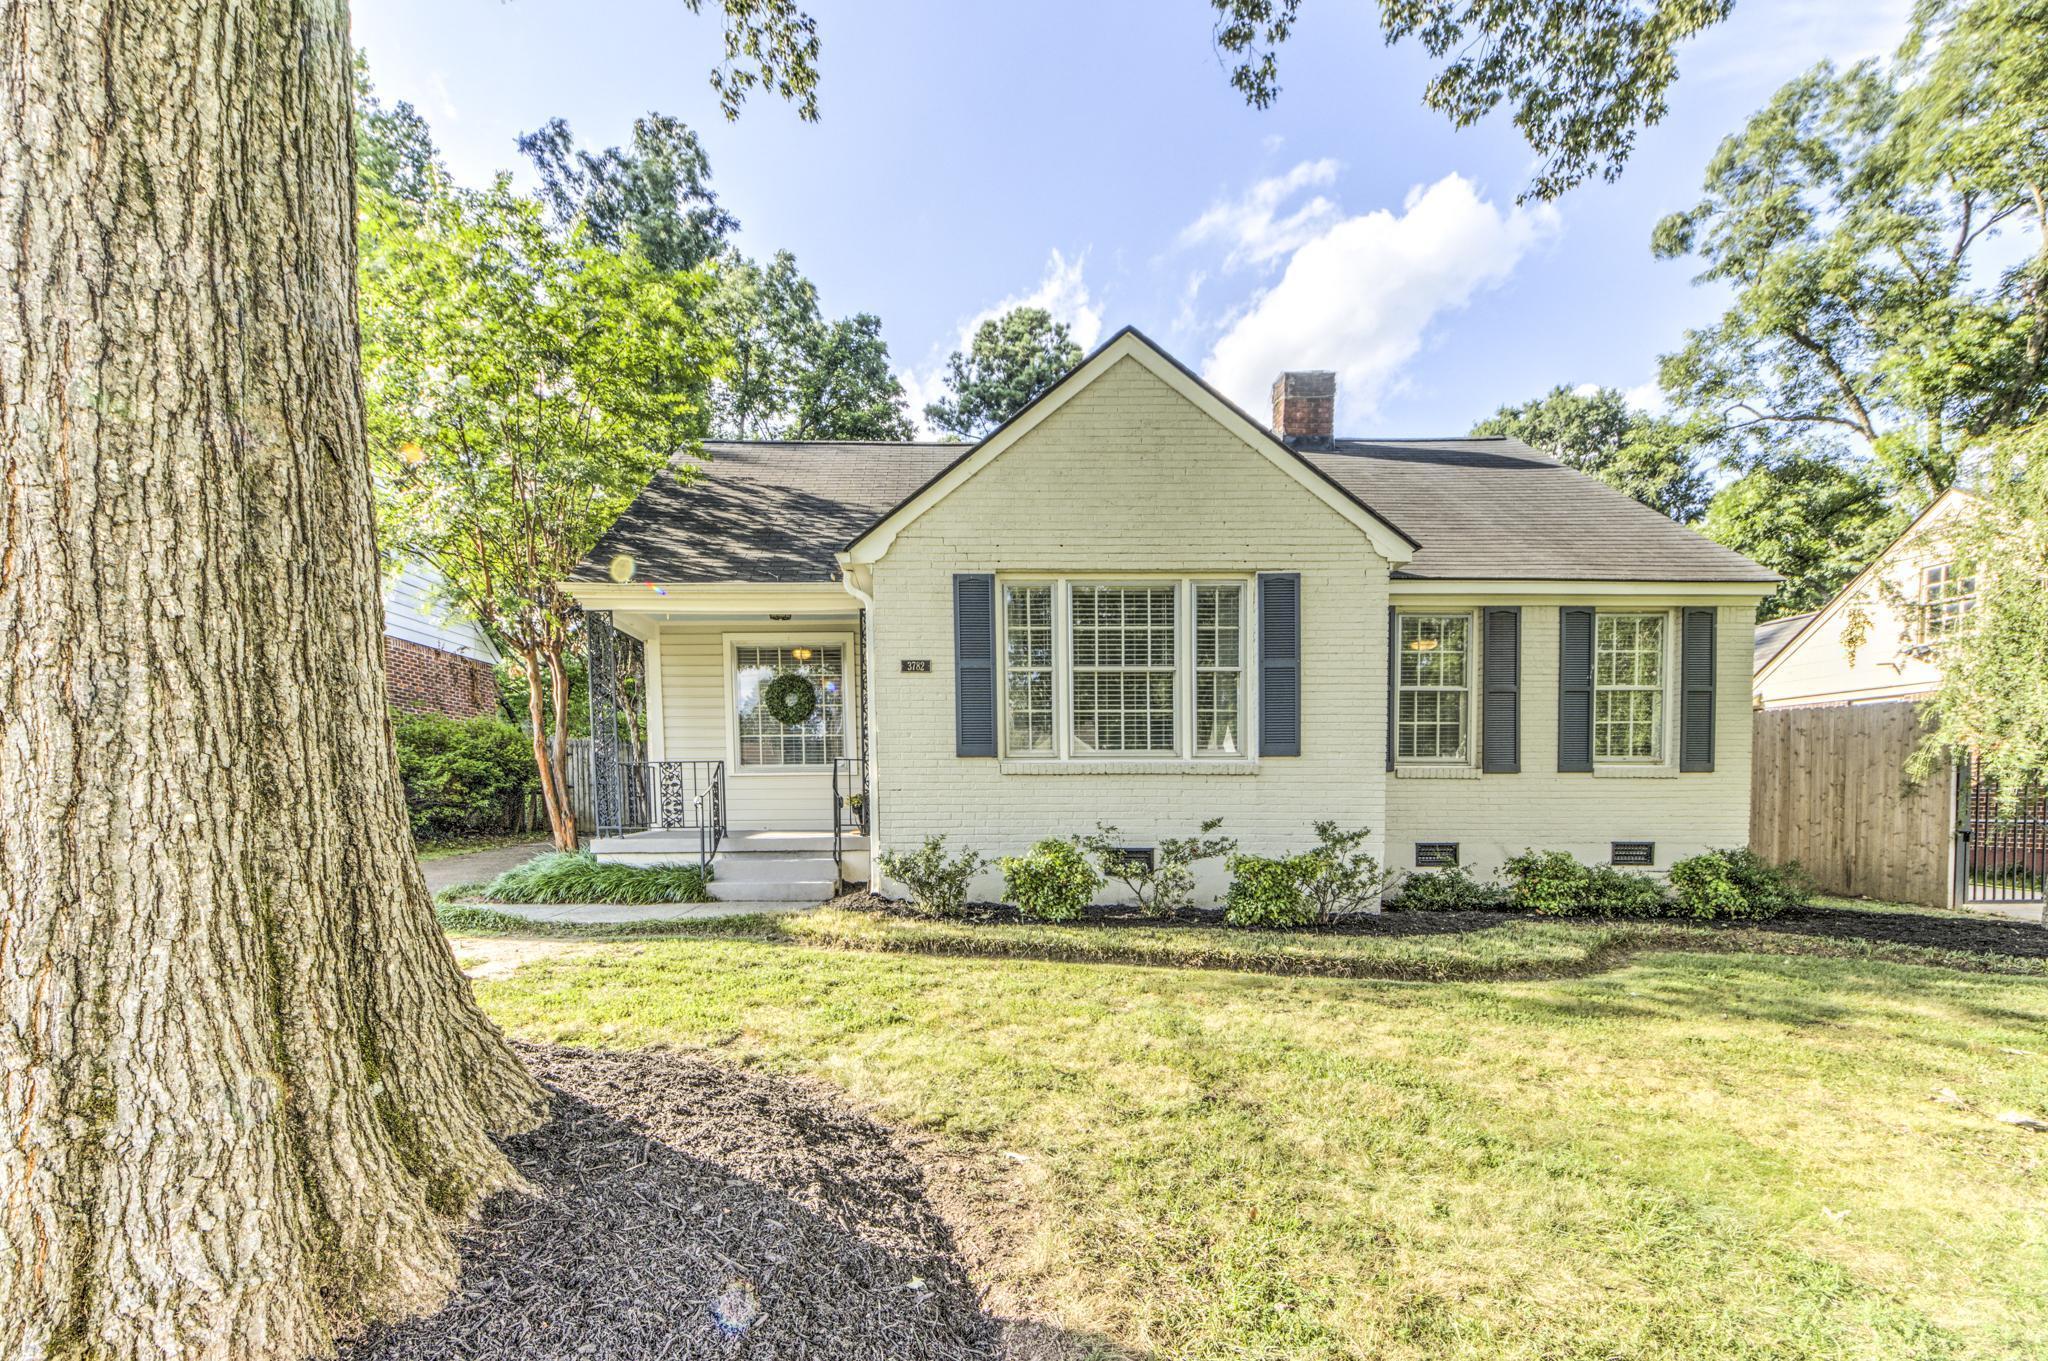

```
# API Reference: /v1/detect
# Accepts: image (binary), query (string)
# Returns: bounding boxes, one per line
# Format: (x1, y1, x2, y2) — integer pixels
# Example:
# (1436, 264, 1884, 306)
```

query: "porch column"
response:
(587, 609, 622, 838)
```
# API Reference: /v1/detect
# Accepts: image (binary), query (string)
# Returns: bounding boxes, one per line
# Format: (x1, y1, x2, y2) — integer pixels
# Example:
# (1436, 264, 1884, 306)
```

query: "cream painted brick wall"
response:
(1386, 599, 1759, 880)
(869, 356, 1392, 903)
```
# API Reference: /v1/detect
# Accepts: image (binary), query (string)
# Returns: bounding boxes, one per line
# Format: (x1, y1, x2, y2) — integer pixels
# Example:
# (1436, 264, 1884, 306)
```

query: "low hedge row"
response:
(878, 827, 1808, 926)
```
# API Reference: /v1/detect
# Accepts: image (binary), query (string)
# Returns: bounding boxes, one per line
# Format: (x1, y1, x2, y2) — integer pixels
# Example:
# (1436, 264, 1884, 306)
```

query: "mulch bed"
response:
(836, 891, 2048, 959)
(340, 1043, 999, 1361)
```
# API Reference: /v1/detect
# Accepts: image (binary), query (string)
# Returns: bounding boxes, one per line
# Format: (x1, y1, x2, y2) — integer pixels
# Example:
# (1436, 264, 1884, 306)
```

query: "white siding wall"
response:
(383, 559, 497, 661)
(867, 356, 1393, 904)
(655, 618, 859, 830)
(1385, 597, 1759, 881)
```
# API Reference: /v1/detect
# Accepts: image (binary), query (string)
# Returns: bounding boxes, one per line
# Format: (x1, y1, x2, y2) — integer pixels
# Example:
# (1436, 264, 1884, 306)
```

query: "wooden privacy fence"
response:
(1750, 700, 1953, 909)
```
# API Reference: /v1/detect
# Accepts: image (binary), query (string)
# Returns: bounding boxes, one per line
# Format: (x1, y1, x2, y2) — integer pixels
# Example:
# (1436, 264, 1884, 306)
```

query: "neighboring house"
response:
(383, 558, 502, 718)
(1752, 489, 1977, 709)
(564, 329, 1777, 904)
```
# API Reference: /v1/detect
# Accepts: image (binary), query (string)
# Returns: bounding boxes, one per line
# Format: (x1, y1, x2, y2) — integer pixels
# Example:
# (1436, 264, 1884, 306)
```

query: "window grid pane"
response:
(1073, 585, 1176, 754)
(1004, 584, 1055, 754)
(1922, 563, 1977, 638)
(1395, 614, 1469, 762)
(734, 644, 845, 767)
(1195, 584, 1243, 755)
(1592, 614, 1663, 761)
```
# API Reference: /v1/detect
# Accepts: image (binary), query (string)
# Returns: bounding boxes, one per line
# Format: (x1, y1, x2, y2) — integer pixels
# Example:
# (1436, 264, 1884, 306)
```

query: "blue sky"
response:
(352, 0, 1912, 437)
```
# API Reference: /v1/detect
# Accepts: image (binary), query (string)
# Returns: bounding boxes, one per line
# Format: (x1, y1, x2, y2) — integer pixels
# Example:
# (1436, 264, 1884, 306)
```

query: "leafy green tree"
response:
(1912, 425, 2048, 801)
(925, 307, 1084, 439)
(710, 248, 822, 436)
(1472, 385, 1713, 521)
(361, 180, 721, 848)
(795, 312, 916, 439)
(354, 52, 443, 207)
(1210, 0, 1736, 199)
(1653, 4, 2048, 506)
(1699, 453, 1898, 618)
(520, 114, 738, 273)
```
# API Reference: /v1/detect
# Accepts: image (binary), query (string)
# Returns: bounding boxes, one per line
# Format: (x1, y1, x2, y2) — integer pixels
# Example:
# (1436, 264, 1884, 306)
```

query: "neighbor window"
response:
(1004, 583, 1056, 755)
(1194, 583, 1246, 755)
(996, 578, 1255, 761)
(1593, 613, 1665, 762)
(1921, 563, 1977, 639)
(1072, 585, 1178, 755)
(1396, 613, 1471, 762)
(734, 643, 844, 767)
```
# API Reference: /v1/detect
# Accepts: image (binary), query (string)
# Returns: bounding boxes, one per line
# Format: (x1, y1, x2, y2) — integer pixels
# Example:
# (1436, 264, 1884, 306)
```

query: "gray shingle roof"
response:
(572, 434, 1776, 586)
(1302, 438, 1777, 582)
(1752, 610, 1817, 671)
(571, 441, 962, 583)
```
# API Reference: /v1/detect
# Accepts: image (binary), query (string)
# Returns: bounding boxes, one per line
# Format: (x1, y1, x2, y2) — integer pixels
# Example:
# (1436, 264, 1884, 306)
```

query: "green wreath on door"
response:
(761, 671, 818, 725)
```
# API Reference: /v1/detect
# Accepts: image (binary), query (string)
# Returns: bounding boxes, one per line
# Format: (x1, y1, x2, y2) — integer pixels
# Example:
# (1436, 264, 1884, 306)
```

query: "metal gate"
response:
(1956, 754, 2048, 907)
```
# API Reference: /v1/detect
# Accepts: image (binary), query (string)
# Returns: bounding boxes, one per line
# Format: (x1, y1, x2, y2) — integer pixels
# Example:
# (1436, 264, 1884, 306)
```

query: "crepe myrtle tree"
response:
(362, 178, 721, 850)
(0, 2, 811, 1357)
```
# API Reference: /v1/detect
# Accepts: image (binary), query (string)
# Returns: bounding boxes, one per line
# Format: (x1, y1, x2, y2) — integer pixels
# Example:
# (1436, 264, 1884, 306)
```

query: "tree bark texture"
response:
(0, 3, 546, 1357)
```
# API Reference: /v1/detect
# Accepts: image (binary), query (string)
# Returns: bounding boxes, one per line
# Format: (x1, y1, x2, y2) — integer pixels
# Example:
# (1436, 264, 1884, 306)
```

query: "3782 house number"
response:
(900, 659, 932, 673)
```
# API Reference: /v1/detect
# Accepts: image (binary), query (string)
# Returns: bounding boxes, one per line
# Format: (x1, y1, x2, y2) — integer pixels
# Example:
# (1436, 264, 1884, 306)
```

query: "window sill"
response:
(1591, 765, 1679, 779)
(999, 759, 1262, 776)
(1394, 765, 1482, 780)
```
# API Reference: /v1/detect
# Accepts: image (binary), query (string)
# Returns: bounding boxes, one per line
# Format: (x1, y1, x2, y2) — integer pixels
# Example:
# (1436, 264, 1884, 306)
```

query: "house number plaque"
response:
(900, 659, 932, 673)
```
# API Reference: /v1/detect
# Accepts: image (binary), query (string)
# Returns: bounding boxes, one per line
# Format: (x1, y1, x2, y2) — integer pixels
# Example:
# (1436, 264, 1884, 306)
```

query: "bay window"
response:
(1592, 613, 1665, 762)
(1395, 613, 1471, 763)
(997, 578, 1252, 761)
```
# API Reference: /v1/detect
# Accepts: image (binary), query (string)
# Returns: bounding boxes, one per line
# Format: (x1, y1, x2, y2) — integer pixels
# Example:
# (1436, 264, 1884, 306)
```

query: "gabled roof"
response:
(569, 330, 1780, 589)
(1301, 439, 1778, 583)
(838, 327, 1421, 567)
(1752, 611, 1817, 670)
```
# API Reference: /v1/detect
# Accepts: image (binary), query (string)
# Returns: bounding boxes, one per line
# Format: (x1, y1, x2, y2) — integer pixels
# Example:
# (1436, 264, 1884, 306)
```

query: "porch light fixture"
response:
(607, 554, 636, 583)
(791, 646, 814, 662)
(1406, 637, 1439, 652)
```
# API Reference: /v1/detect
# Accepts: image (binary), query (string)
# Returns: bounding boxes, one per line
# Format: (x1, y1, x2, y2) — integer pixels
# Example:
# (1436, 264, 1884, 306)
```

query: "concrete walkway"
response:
(457, 900, 818, 924)
(419, 840, 553, 894)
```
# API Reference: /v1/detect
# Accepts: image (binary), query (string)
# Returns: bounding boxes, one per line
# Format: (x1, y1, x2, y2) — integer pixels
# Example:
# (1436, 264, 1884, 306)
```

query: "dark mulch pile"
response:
(340, 1043, 998, 1361)
(838, 891, 2047, 959)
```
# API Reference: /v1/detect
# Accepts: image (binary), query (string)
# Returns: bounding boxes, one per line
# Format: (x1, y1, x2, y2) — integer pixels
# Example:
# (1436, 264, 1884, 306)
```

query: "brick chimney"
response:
(1271, 370, 1335, 446)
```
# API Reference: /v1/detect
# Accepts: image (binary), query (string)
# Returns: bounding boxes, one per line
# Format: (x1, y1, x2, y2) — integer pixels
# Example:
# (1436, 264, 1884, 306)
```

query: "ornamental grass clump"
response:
(876, 835, 987, 918)
(474, 851, 711, 905)
(999, 839, 1103, 922)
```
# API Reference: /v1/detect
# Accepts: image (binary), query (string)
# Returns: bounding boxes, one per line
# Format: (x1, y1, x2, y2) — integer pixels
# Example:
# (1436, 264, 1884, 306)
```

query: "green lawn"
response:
(457, 913, 2048, 1361)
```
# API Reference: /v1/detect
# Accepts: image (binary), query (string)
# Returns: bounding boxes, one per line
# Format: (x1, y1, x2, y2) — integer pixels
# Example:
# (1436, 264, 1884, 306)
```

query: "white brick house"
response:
(563, 329, 1777, 904)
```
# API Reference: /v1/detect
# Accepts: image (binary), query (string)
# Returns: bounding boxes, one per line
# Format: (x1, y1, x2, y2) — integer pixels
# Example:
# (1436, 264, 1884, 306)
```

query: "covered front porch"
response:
(577, 582, 873, 897)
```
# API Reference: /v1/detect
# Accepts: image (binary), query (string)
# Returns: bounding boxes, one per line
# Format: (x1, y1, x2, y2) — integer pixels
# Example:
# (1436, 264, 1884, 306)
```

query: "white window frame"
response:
(722, 633, 858, 776)
(1591, 610, 1673, 766)
(1393, 610, 1476, 767)
(1919, 562, 1977, 641)
(995, 575, 1257, 763)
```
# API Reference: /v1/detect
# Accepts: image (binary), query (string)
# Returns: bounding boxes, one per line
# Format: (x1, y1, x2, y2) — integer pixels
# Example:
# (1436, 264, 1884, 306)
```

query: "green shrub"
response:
(1668, 848, 1809, 920)
(472, 851, 710, 905)
(877, 836, 988, 918)
(1077, 818, 1236, 916)
(393, 710, 538, 842)
(1504, 850, 1669, 917)
(1000, 839, 1102, 922)
(1223, 853, 1316, 927)
(1393, 865, 1508, 911)
(1295, 822, 1397, 920)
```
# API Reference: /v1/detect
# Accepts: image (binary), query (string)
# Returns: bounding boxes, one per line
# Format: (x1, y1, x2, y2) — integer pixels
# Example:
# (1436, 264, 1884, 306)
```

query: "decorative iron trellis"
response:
(587, 610, 622, 837)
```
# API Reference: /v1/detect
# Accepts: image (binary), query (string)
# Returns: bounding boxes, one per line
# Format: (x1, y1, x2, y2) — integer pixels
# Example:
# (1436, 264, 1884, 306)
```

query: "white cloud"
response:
(1622, 381, 1667, 416)
(1201, 174, 1558, 422)
(896, 249, 1104, 436)
(1180, 159, 1342, 272)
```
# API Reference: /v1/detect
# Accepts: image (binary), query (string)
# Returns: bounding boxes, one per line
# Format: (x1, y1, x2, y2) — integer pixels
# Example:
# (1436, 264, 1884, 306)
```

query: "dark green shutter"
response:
(1680, 607, 1717, 772)
(1386, 605, 1398, 771)
(1258, 573, 1300, 756)
(1482, 607, 1521, 773)
(954, 574, 996, 756)
(1557, 606, 1594, 772)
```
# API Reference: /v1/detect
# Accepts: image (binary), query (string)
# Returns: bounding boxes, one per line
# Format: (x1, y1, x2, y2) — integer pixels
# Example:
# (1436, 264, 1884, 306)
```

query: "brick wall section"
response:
(870, 356, 1391, 903)
(385, 635, 500, 718)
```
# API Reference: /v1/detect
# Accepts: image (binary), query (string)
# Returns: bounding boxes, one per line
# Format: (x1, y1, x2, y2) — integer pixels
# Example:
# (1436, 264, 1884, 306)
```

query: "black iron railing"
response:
(832, 755, 868, 865)
(1958, 755, 2047, 907)
(620, 759, 727, 872)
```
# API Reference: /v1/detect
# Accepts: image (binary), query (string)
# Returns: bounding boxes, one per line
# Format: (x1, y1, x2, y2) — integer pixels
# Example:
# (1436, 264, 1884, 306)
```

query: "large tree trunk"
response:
(0, 2, 545, 1357)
